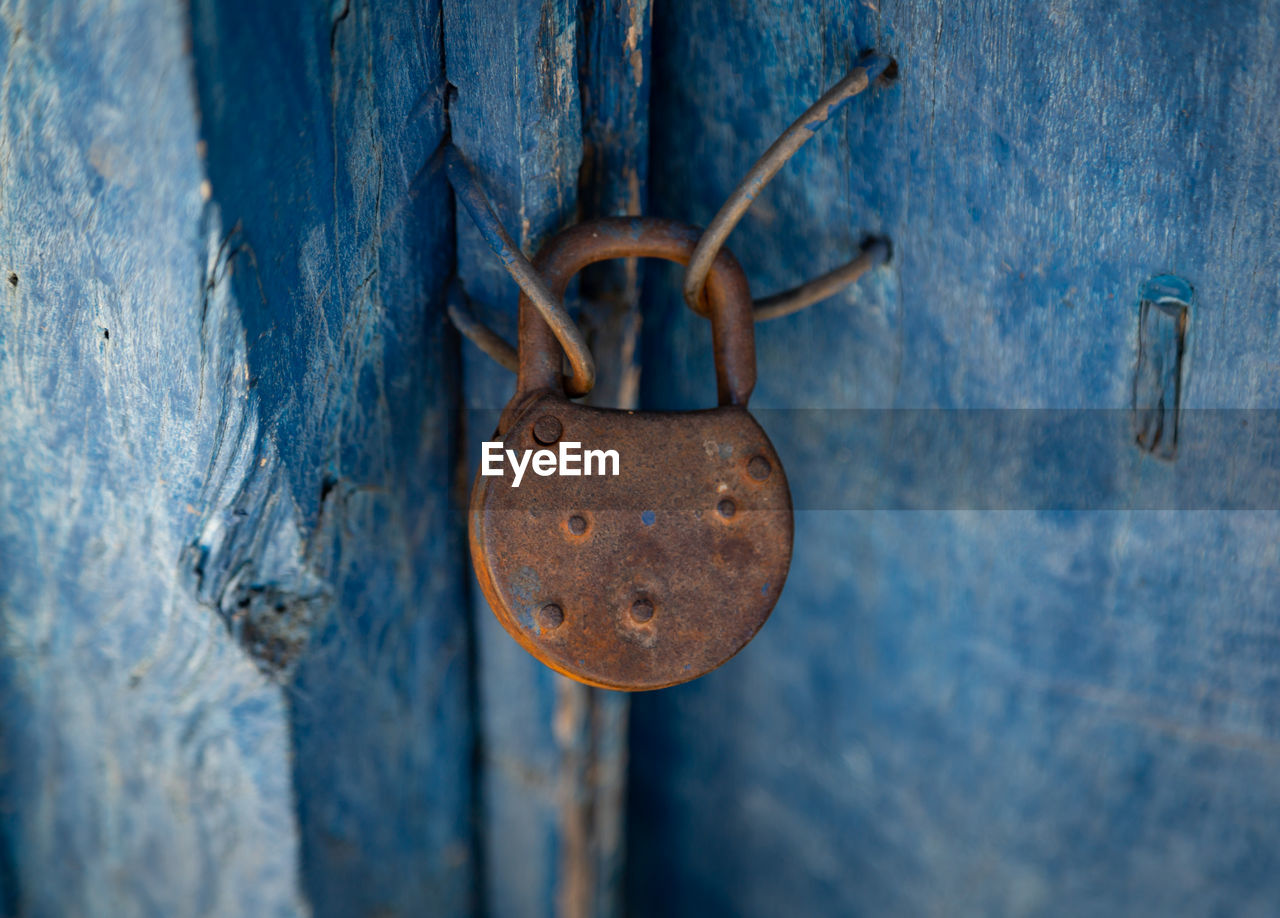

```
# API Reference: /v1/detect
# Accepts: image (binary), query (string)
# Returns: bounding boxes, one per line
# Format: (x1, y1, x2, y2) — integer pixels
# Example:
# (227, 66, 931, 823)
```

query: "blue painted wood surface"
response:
(0, 2, 306, 914)
(5, 1, 1280, 915)
(630, 1, 1280, 916)
(189, 1, 474, 914)
(2, 0, 470, 914)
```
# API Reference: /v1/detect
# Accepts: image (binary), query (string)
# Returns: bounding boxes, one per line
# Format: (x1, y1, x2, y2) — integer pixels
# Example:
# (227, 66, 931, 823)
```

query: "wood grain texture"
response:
(630, 1, 1280, 916)
(578, 0, 652, 408)
(0, 1, 306, 915)
(1, 0, 470, 914)
(10, 1, 1280, 915)
(190, 0, 472, 914)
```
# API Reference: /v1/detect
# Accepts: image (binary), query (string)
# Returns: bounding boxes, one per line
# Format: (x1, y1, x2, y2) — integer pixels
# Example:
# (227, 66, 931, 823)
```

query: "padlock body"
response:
(469, 393, 793, 691)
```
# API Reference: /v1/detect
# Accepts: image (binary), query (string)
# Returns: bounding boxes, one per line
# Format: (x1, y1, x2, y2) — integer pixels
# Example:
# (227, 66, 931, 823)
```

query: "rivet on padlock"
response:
(469, 217, 794, 691)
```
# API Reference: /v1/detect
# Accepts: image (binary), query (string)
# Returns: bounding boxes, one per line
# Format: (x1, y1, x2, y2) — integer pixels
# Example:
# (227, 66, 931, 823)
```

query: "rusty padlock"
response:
(469, 216, 792, 691)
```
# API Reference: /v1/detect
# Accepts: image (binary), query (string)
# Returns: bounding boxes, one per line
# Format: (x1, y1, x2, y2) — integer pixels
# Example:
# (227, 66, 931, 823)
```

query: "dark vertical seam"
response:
(438, 6, 488, 913)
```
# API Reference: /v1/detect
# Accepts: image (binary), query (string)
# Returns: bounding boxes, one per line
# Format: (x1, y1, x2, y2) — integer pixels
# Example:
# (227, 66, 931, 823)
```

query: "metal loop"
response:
(444, 145, 596, 396)
(516, 217, 756, 408)
(682, 51, 894, 318)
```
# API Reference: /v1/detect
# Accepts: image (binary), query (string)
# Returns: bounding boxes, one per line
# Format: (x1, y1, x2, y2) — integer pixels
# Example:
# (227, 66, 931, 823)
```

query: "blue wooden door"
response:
(3, 1, 1279, 916)
(629, 3, 1280, 916)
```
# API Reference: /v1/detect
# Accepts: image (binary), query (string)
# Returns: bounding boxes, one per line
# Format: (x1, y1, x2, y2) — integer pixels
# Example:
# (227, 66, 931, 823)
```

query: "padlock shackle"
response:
(517, 217, 756, 407)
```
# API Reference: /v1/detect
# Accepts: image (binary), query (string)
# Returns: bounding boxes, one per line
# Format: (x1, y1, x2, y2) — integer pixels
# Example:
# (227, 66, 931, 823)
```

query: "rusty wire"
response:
(754, 236, 890, 321)
(446, 51, 895, 382)
(445, 278, 518, 372)
(444, 145, 595, 396)
(683, 51, 895, 318)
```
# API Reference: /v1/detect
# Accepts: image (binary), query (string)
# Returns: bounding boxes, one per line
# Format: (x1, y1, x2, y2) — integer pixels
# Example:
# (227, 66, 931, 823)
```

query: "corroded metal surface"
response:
(471, 216, 793, 690)
(471, 395, 793, 690)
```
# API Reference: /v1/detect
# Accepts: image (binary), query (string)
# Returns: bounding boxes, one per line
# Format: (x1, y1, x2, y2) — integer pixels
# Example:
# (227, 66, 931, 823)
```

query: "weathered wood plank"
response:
(1, 0, 470, 914)
(189, 0, 472, 914)
(578, 0, 652, 407)
(442, 2, 584, 915)
(0, 2, 306, 914)
(631, 1, 1280, 915)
